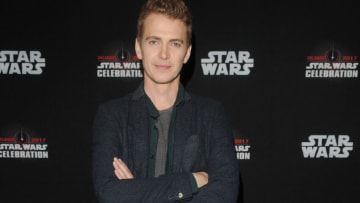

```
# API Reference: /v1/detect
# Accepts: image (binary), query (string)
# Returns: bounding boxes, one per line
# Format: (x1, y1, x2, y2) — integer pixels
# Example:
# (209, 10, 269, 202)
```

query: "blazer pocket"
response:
(181, 134, 206, 171)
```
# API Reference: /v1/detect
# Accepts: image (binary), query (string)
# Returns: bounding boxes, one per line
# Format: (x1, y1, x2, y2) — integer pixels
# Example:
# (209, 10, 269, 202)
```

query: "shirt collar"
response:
(144, 83, 186, 118)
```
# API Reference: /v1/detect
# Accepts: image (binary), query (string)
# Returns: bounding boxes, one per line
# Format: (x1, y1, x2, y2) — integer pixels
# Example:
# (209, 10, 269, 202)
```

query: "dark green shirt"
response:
(145, 84, 198, 193)
(145, 84, 184, 178)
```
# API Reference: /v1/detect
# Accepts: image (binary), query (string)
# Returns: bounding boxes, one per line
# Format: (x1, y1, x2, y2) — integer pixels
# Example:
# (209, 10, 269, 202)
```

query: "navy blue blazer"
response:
(92, 84, 239, 203)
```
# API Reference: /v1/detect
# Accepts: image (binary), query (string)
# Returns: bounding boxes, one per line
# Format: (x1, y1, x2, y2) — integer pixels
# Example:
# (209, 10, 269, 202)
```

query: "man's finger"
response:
(113, 157, 134, 179)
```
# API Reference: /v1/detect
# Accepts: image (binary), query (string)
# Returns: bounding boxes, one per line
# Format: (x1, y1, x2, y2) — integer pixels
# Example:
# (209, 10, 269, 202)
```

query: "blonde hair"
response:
(136, 0, 192, 45)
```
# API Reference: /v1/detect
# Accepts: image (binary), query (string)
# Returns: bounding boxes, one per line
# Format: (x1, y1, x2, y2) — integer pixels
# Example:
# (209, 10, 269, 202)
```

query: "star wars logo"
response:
(305, 48, 359, 78)
(0, 50, 46, 75)
(301, 135, 353, 158)
(201, 51, 254, 76)
(0, 130, 49, 159)
(97, 48, 142, 78)
(234, 138, 251, 160)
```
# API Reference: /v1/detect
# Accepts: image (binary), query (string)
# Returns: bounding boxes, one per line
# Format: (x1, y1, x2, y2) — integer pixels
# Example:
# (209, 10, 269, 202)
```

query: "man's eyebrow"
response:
(170, 39, 185, 44)
(145, 36, 161, 40)
(145, 36, 185, 43)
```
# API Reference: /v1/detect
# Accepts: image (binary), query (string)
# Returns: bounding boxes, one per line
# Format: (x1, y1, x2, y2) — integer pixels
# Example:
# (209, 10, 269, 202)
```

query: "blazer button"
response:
(178, 192, 183, 199)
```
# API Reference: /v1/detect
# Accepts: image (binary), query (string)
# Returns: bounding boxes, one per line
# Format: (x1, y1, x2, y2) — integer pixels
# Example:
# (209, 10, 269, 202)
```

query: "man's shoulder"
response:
(99, 84, 145, 109)
(97, 91, 142, 113)
(186, 91, 224, 110)
(188, 92, 221, 104)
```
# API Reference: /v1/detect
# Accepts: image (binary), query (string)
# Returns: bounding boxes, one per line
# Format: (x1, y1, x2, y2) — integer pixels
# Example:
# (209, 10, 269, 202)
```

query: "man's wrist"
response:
(192, 172, 209, 188)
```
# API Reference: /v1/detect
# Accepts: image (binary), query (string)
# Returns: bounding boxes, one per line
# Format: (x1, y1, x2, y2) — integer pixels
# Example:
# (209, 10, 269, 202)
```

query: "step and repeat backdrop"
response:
(1, 0, 358, 202)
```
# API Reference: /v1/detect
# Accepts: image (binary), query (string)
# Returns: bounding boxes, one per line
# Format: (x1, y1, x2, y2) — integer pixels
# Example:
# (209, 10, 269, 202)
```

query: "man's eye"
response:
(172, 42, 182, 47)
(149, 40, 158, 45)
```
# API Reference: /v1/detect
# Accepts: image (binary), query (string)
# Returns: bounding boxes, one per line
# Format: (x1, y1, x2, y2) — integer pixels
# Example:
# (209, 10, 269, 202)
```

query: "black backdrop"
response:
(1, 0, 359, 202)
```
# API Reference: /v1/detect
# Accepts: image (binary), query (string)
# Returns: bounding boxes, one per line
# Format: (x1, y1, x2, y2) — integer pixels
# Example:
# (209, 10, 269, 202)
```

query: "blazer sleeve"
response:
(92, 101, 195, 203)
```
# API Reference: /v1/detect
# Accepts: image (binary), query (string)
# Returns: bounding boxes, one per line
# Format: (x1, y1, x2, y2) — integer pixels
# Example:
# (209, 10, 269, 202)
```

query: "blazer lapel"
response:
(172, 101, 195, 172)
(128, 95, 149, 178)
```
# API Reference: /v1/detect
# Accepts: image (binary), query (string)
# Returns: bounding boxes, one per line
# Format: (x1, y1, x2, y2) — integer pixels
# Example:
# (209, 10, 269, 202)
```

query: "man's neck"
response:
(144, 80, 179, 111)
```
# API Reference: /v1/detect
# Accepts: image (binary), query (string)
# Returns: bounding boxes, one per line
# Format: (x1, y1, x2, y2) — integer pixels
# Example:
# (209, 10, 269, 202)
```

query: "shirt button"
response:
(178, 192, 183, 198)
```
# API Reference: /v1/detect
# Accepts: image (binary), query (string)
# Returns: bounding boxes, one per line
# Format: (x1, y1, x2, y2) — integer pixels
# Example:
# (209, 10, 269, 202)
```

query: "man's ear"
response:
(135, 38, 142, 59)
(183, 44, 192, 64)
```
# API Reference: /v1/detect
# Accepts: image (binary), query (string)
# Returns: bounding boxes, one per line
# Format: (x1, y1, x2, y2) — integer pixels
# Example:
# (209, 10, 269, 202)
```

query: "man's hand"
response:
(192, 171, 208, 188)
(113, 157, 134, 180)
(113, 157, 208, 188)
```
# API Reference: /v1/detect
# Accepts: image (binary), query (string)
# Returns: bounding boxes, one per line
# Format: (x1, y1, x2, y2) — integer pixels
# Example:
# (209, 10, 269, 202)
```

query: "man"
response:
(92, 0, 239, 202)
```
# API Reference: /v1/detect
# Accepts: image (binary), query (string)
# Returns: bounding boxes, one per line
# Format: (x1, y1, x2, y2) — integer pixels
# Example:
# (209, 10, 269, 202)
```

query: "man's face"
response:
(135, 13, 192, 85)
